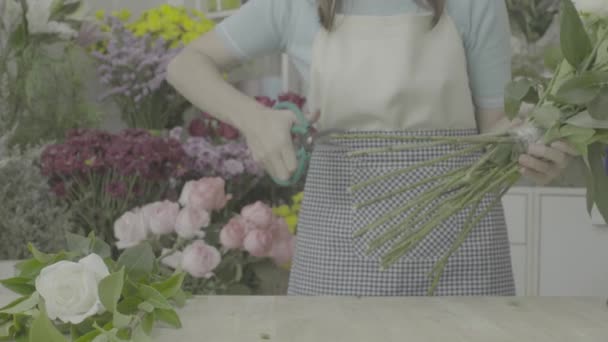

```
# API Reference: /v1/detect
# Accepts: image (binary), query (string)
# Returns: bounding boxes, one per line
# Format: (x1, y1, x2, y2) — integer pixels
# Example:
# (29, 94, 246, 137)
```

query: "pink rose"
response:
(243, 229, 273, 257)
(241, 201, 274, 230)
(179, 177, 232, 211)
(181, 240, 221, 278)
(114, 209, 148, 249)
(217, 122, 240, 140)
(175, 207, 210, 239)
(219, 216, 247, 249)
(141, 200, 180, 235)
(188, 118, 209, 137)
(270, 217, 292, 241)
(270, 235, 295, 266)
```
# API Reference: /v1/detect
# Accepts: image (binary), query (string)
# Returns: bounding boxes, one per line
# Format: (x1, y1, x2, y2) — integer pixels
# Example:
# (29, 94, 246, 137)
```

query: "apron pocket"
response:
(348, 157, 464, 263)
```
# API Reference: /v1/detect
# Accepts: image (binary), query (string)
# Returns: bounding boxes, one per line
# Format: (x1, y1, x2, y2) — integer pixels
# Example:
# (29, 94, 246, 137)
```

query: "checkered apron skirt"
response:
(287, 129, 516, 296)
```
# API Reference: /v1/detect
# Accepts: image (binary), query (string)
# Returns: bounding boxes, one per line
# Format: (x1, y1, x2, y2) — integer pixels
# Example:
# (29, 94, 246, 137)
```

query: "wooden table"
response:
(2, 258, 607, 341)
(148, 296, 607, 342)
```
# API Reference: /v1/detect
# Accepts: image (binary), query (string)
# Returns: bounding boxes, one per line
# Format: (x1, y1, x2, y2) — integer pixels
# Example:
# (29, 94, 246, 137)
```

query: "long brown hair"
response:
(318, 0, 445, 30)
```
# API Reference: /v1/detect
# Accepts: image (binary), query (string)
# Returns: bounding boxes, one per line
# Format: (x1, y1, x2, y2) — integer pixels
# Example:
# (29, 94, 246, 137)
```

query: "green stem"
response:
(355, 165, 469, 210)
(350, 144, 484, 193)
(426, 177, 517, 296)
(347, 141, 446, 157)
(157, 238, 186, 262)
(354, 172, 465, 238)
(333, 133, 513, 144)
(381, 166, 520, 269)
(366, 178, 470, 254)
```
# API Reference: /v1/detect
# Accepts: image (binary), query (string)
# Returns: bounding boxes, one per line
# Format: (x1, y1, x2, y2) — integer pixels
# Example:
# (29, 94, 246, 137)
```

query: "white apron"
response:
(288, 12, 515, 295)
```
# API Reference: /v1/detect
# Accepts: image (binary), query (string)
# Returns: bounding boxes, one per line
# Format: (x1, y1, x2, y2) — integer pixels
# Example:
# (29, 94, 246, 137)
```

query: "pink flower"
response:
(175, 207, 210, 239)
(219, 216, 247, 249)
(114, 209, 148, 249)
(188, 118, 209, 137)
(241, 201, 274, 230)
(179, 177, 232, 211)
(270, 217, 292, 241)
(141, 200, 180, 235)
(255, 96, 276, 108)
(181, 240, 221, 278)
(270, 235, 295, 266)
(217, 122, 240, 140)
(243, 229, 273, 257)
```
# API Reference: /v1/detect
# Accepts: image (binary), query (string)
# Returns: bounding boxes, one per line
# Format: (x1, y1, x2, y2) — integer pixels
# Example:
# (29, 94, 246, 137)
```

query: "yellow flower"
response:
(273, 205, 291, 217)
(95, 10, 105, 20)
(112, 9, 132, 22)
(292, 192, 304, 204)
(284, 215, 298, 234)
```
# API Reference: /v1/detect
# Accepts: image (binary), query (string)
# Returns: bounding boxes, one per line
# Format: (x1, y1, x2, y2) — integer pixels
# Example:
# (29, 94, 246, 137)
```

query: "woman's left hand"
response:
(518, 141, 579, 185)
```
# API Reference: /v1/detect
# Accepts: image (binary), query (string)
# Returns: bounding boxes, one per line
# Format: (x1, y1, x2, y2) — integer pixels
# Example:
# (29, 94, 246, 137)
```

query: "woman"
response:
(167, 0, 577, 296)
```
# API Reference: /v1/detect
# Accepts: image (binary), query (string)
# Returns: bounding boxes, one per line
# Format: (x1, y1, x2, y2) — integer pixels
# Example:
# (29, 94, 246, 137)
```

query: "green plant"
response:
(0, 138, 73, 260)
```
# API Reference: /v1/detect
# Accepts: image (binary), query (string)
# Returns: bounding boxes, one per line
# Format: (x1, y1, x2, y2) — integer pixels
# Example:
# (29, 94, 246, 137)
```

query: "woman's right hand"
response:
(239, 108, 299, 182)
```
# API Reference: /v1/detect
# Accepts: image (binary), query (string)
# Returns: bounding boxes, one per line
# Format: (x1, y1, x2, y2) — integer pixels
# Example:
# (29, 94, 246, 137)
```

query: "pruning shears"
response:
(271, 101, 319, 186)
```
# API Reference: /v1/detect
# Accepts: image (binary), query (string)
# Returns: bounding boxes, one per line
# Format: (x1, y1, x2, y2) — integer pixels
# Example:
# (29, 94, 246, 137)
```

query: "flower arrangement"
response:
(0, 0, 99, 148)
(331, 0, 608, 294)
(90, 14, 190, 130)
(0, 176, 295, 341)
(40, 128, 189, 246)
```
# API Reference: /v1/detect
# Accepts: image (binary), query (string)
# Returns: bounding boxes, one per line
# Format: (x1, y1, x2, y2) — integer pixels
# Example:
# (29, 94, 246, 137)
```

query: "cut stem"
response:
(350, 144, 484, 193)
(332, 133, 513, 144)
(355, 165, 469, 210)
(347, 141, 446, 157)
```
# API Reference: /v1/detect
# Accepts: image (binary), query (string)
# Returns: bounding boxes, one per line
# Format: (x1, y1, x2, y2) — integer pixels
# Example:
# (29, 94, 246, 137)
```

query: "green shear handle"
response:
(271, 101, 311, 186)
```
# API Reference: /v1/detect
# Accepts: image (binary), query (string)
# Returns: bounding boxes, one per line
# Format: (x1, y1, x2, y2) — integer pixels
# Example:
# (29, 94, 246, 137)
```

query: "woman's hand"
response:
(518, 141, 579, 185)
(240, 109, 298, 181)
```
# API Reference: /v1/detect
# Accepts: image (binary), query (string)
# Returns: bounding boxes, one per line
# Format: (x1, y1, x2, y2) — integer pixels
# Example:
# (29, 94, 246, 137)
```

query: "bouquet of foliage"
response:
(90, 14, 190, 130)
(0, 136, 73, 259)
(0, 176, 295, 341)
(40, 128, 189, 247)
(332, 0, 608, 294)
(0, 0, 99, 148)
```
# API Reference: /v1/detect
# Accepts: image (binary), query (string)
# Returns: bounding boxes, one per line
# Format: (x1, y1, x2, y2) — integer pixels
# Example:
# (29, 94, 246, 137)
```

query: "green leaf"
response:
(29, 306, 68, 342)
(90, 239, 112, 259)
(533, 105, 561, 129)
(14, 259, 44, 279)
(561, 124, 596, 156)
(66, 233, 90, 255)
(172, 289, 187, 308)
(131, 325, 152, 342)
(566, 111, 608, 128)
(588, 143, 608, 223)
(74, 330, 102, 342)
(0, 278, 35, 296)
(155, 309, 181, 328)
(111, 311, 131, 329)
(137, 285, 172, 310)
(504, 79, 535, 119)
(137, 302, 154, 314)
(588, 88, 608, 120)
(0, 293, 39, 315)
(98, 269, 125, 313)
(560, 0, 593, 68)
(544, 44, 563, 71)
(554, 72, 608, 104)
(491, 144, 514, 166)
(27, 244, 53, 264)
(8, 23, 27, 51)
(116, 243, 155, 278)
(116, 297, 143, 315)
(150, 273, 185, 299)
(140, 312, 155, 335)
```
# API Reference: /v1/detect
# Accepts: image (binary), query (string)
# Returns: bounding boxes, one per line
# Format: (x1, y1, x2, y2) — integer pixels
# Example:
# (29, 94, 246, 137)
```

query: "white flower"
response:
(114, 208, 148, 249)
(26, 0, 77, 39)
(35, 254, 110, 324)
(573, 0, 608, 16)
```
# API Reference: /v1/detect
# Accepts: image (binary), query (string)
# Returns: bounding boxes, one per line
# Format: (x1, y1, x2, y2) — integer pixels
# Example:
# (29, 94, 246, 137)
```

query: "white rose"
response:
(114, 208, 148, 249)
(573, 0, 608, 16)
(35, 254, 110, 324)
